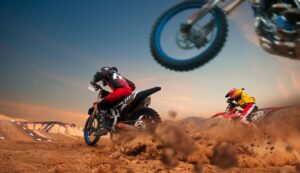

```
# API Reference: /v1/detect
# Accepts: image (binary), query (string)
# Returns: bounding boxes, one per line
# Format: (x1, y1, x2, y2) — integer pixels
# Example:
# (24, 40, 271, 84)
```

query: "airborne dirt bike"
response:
(84, 84, 161, 146)
(150, 0, 300, 71)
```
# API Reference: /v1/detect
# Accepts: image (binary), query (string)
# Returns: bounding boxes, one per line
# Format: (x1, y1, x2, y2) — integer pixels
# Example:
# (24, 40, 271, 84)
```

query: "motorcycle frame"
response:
(110, 109, 119, 131)
(91, 89, 152, 132)
(187, 0, 300, 26)
(187, 0, 246, 25)
(293, 0, 300, 7)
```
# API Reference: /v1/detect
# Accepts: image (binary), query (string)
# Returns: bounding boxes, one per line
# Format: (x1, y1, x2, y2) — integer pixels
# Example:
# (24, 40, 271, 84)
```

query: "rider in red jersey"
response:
(90, 66, 136, 135)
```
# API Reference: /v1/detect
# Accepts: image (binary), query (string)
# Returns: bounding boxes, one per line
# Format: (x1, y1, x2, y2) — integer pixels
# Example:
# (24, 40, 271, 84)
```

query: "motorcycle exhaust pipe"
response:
(116, 123, 135, 131)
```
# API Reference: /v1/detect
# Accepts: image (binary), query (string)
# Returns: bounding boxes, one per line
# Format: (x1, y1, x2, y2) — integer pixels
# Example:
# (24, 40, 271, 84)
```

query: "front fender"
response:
(88, 107, 94, 116)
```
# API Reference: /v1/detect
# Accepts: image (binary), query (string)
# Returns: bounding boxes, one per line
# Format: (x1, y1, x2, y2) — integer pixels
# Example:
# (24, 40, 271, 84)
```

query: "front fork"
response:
(181, 0, 245, 33)
(181, 0, 222, 33)
(87, 108, 97, 129)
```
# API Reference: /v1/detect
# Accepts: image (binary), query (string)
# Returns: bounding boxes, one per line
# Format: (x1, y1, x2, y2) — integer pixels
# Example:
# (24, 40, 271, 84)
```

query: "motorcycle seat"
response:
(112, 91, 138, 108)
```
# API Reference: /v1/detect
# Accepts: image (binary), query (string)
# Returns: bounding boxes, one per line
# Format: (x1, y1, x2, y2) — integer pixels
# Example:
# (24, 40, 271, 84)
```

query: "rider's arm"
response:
(91, 72, 106, 89)
(125, 78, 136, 90)
(226, 98, 238, 111)
(91, 72, 103, 84)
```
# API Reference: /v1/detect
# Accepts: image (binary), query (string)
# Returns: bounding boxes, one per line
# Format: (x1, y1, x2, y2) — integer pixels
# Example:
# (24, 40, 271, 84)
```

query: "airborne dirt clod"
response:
(210, 141, 237, 169)
(161, 148, 179, 168)
(0, 106, 300, 172)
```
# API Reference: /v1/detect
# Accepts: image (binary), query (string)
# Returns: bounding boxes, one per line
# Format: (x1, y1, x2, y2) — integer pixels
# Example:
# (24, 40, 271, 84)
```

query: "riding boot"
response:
(95, 111, 108, 136)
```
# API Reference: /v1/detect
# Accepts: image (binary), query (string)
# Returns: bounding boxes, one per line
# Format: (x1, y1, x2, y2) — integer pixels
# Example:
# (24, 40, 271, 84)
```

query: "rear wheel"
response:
(84, 117, 101, 146)
(110, 108, 161, 144)
(132, 107, 161, 131)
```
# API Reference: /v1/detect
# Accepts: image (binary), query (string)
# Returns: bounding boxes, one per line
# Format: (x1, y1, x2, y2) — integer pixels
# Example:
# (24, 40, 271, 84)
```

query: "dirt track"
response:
(0, 139, 194, 173)
(0, 139, 298, 173)
(1, 106, 300, 173)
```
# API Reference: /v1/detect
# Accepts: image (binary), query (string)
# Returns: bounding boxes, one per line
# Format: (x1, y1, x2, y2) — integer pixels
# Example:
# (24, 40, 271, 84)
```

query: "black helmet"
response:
(100, 66, 111, 78)
(110, 66, 118, 73)
(100, 66, 118, 78)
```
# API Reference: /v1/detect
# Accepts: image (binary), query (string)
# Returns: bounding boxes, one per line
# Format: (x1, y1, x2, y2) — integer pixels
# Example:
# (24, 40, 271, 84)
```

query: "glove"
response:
(90, 81, 100, 91)
(227, 98, 233, 103)
(90, 81, 96, 86)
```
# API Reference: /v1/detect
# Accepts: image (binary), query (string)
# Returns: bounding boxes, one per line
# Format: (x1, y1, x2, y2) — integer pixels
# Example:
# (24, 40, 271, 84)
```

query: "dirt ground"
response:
(0, 138, 298, 173)
(1, 106, 300, 173)
(0, 138, 192, 173)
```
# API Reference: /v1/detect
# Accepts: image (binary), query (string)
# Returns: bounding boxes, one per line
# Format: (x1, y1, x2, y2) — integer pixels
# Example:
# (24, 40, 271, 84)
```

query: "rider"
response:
(90, 66, 136, 135)
(225, 88, 258, 124)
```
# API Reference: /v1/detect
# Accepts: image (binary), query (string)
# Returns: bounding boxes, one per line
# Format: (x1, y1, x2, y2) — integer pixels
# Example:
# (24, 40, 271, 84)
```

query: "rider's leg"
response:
(240, 103, 257, 124)
(95, 103, 109, 136)
(95, 96, 115, 136)
(95, 88, 132, 136)
(103, 88, 132, 104)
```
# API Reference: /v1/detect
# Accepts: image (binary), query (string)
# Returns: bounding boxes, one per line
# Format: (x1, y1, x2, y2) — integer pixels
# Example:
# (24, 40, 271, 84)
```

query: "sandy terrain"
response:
(0, 106, 300, 173)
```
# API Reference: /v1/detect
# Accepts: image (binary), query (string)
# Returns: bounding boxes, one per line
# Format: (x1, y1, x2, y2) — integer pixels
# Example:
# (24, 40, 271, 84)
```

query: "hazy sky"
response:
(0, 0, 300, 126)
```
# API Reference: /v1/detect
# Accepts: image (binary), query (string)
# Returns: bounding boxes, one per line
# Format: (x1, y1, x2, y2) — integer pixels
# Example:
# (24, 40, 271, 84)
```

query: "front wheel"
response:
(150, 1, 228, 71)
(84, 117, 101, 146)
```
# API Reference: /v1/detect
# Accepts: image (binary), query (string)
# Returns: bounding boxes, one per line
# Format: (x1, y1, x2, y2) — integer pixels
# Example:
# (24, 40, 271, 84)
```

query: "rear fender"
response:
(128, 97, 151, 116)
(121, 87, 161, 117)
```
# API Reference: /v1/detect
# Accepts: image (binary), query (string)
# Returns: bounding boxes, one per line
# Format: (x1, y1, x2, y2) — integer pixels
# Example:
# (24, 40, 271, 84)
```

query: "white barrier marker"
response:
(22, 127, 26, 130)
(37, 138, 42, 141)
(0, 137, 4, 140)
(17, 122, 21, 125)
(29, 133, 33, 136)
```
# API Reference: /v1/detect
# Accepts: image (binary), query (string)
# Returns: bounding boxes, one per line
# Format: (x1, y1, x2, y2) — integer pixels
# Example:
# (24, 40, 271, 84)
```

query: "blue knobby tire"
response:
(84, 117, 100, 146)
(150, 1, 228, 71)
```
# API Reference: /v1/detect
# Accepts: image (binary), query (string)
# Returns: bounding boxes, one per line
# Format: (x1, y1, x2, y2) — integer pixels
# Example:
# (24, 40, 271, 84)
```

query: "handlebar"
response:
(90, 82, 103, 91)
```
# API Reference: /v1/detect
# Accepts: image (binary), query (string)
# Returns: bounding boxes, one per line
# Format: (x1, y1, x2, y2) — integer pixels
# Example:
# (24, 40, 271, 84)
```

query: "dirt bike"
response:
(84, 84, 161, 146)
(150, 0, 300, 71)
(212, 104, 288, 126)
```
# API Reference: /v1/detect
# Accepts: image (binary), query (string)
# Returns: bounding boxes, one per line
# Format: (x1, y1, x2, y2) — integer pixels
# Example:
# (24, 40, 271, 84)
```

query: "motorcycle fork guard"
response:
(87, 114, 96, 129)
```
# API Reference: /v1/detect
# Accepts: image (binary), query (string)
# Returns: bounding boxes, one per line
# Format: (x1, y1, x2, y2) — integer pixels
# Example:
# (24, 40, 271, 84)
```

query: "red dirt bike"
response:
(212, 104, 287, 126)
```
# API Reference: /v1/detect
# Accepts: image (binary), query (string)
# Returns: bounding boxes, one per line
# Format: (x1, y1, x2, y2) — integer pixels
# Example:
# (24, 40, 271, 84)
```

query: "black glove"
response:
(90, 81, 96, 86)
(90, 81, 101, 91)
(227, 98, 233, 104)
(227, 98, 237, 109)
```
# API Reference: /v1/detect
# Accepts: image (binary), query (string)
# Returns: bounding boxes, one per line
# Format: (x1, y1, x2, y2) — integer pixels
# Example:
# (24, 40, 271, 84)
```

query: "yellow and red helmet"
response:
(225, 88, 244, 99)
